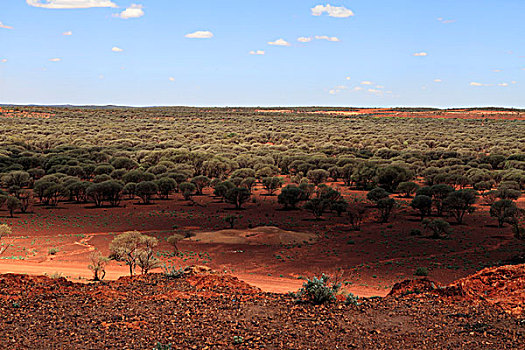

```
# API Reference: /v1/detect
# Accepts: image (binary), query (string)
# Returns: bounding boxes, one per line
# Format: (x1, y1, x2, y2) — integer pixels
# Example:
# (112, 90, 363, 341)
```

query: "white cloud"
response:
(353, 86, 363, 91)
(169, 77, 175, 82)
(114, 4, 144, 19)
(329, 85, 347, 95)
(26, 0, 117, 9)
(311, 4, 354, 18)
(368, 88, 381, 93)
(268, 38, 290, 46)
(62, 31, 72, 35)
(49, 58, 61, 62)
(185, 31, 213, 39)
(437, 18, 456, 24)
(111, 46, 123, 52)
(315, 35, 340, 42)
(434, 79, 442, 82)
(493, 69, 501, 72)
(498, 83, 508, 87)
(376, 85, 384, 89)
(345, 76, 351, 80)
(361, 81, 373, 85)
(1, 59, 7, 63)
(470, 82, 491, 87)
(0, 21, 13, 29)
(249, 50, 265, 55)
(297, 37, 312, 43)
(99, 74, 104, 79)
(511, 81, 517, 84)
(413, 52, 428, 57)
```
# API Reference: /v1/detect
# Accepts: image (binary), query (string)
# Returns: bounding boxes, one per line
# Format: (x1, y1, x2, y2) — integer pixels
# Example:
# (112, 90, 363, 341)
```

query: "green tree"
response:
(490, 199, 518, 228)
(277, 185, 304, 209)
(411, 195, 433, 220)
(224, 187, 251, 209)
(443, 189, 478, 224)
(136, 181, 158, 204)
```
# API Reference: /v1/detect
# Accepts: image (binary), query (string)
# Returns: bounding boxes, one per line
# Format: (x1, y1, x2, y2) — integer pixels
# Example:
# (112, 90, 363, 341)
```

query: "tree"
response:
(307, 169, 329, 186)
(136, 181, 158, 204)
(240, 177, 256, 193)
(0, 224, 12, 255)
(262, 177, 284, 195)
(6, 196, 21, 217)
(330, 200, 348, 217)
(88, 251, 109, 281)
(411, 195, 433, 220)
(224, 187, 251, 209)
(375, 165, 412, 193)
(156, 177, 177, 199)
(376, 197, 395, 223)
(213, 180, 235, 201)
(366, 187, 390, 203)
(431, 184, 454, 216)
(304, 198, 328, 220)
(396, 181, 419, 198)
(443, 189, 478, 224)
(490, 199, 518, 228)
(179, 182, 197, 201)
(422, 218, 451, 239)
(223, 214, 242, 229)
(347, 202, 367, 231)
(167, 234, 184, 253)
(109, 231, 159, 276)
(136, 234, 161, 274)
(278, 185, 304, 210)
(191, 175, 211, 195)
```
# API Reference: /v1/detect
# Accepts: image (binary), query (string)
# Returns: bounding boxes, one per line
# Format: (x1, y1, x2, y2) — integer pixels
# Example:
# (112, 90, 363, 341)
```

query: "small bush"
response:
(153, 343, 172, 350)
(345, 292, 360, 306)
(410, 228, 422, 236)
(232, 336, 244, 345)
(414, 267, 429, 276)
(162, 264, 185, 279)
(48, 247, 59, 255)
(293, 274, 341, 304)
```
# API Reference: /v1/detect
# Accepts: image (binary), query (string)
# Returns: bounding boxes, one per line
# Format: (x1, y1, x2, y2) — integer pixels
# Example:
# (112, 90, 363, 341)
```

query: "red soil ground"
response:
(0, 183, 523, 298)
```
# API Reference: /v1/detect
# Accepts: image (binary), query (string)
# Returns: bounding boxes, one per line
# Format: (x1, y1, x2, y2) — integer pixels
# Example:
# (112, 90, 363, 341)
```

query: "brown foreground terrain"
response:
(0, 264, 523, 349)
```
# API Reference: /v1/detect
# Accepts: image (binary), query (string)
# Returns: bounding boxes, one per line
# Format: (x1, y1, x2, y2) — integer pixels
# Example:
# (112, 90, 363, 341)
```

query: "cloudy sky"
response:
(0, 0, 524, 107)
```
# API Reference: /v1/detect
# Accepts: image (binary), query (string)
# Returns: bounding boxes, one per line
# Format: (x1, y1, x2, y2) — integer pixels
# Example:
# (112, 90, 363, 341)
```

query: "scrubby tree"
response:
(156, 177, 177, 199)
(213, 180, 235, 201)
(490, 199, 518, 228)
(411, 195, 432, 220)
(422, 218, 451, 239)
(136, 181, 158, 204)
(191, 175, 211, 195)
(262, 177, 284, 195)
(223, 214, 242, 229)
(0, 224, 12, 255)
(179, 182, 197, 201)
(431, 184, 454, 216)
(224, 187, 251, 209)
(6, 196, 21, 217)
(443, 189, 478, 224)
(278, 185, 304, 210)
(376, 198, 396, 223)
(88, 250, 109, 281)
(396, 181, 419, 198)
(307, 169, 329, 186)
(366, 187, 390, 203)
(167, 233, 184, 253)
(109, 231, 159, 276)
(304, 198, 328, 220)
(375, 165, 412, 193)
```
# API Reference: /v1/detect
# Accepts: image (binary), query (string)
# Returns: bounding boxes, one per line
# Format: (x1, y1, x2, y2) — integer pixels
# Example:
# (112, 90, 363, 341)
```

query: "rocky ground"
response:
(0, 265, 523, 350)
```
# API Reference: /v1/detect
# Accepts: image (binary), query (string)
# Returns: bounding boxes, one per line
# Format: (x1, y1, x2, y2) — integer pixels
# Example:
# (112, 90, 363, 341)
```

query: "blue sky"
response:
(0, 0, 524, 107)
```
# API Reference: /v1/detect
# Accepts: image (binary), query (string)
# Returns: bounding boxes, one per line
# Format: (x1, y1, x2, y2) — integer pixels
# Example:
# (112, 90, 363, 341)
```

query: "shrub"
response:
(293, 274, 341, 304)
(345, 292, 360, 306)
(414, 267, 429, 276)
(162, 265, 185, 279)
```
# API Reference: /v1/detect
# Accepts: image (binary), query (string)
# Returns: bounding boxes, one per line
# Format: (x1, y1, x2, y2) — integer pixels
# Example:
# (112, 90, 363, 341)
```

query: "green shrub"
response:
(162, 265, 185, 279)
(293, 274, 341, 304)
(414, 267, 429, 276)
